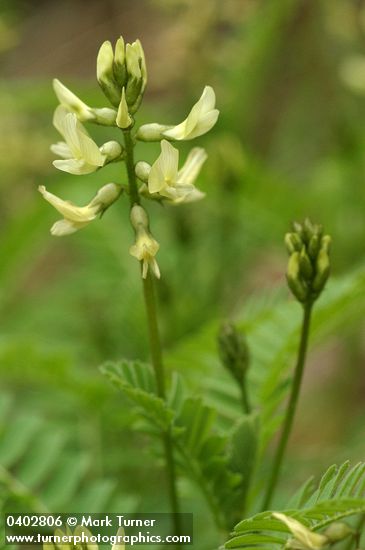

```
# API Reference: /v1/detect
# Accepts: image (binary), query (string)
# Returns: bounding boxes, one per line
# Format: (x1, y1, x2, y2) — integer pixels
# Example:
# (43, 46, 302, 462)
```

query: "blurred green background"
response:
(1, 0, 365, 548)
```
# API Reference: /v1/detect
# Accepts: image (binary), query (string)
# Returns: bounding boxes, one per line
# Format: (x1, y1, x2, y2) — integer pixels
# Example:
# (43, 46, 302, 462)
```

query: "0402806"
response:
(6, 515, 63, 527)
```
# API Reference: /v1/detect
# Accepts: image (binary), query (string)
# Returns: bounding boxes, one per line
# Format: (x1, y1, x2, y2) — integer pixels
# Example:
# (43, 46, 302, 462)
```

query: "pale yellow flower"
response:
(39, 183, 122, 236)
(53, 79, 117, 125)
(147, 140, 206, 203)
(51, 106, 121, 175)
(273, 513, 328, 550)
(163, 86, 219, 140)
(129, 205, 160, 279)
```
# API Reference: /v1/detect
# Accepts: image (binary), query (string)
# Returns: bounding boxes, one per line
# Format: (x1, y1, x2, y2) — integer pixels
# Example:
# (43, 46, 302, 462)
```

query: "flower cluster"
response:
(39, 35, 219, 278)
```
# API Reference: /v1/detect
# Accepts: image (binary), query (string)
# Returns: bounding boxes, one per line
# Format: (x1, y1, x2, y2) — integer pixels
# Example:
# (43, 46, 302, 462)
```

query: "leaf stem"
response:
(261, 301, 313, 510)
(123, 128, 181, 539)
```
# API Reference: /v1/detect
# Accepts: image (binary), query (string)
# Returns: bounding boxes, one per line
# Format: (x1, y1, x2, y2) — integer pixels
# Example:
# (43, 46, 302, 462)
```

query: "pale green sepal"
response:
(135, 161, 151, 183)
(99, 141, 123, 161)
(92, 107, 117, 126)
(136, 123, 174, 142)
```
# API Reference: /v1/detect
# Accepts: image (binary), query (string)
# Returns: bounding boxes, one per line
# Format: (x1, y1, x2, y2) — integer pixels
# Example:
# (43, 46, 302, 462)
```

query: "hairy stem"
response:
(123, 129, 181, 539)
(261, 301, 313, 510)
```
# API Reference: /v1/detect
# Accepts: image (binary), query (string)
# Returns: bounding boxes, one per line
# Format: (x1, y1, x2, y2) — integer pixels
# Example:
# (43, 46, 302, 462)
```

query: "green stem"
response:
(261, 301, 313, 510)
(123, 129, 140, 205)
(123, 129, 181, 539)
(241, 379, 251, 415)
(143, 273, 182, 533)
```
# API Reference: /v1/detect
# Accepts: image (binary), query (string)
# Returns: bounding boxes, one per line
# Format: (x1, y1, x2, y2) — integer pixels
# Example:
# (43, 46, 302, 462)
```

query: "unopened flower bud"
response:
(116, 88, 133, 129)
(218, 322, 250, 387)
(97, 41, 121, 107)
(300, 247, 313, 280)
(136, 123, 173, 142)
(323, 522, 353, 543)
(287, 251, 308, 302)
(135, 161, 151, 183)
(89, 183, 122, 212)
(125, 44, 144, 112)
(312, 249, 330, 292)
(308, 234, 320, 260)
(285, 232, 302, 254)
(292, 221, 305, 240)
(130, 204, 149, 228)
(114, 36, 127, 88)
(302, 218, 316, 242)
(320, 235, 331, 253)
(99, 141, 123, 162)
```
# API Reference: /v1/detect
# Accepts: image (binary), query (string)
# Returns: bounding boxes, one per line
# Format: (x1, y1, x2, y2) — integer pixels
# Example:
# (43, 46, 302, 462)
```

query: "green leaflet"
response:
(225, 462, 365, 549)
(0, 393, 128, 519)
(100, 360, 175, 432)
(101, 360, 258, 529)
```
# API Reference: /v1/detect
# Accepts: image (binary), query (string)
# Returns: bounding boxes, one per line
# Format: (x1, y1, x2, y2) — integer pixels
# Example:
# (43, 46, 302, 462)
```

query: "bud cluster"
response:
(218, 322, 250, 387)
(285, 219, 331, 304)
(97, 38, 147, 114)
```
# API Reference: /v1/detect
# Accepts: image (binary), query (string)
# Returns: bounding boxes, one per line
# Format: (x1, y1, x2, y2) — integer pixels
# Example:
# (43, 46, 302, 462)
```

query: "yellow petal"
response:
(53, 79, 95, 121)
(163, 86, 219, 140)
(53, 159, 98, 175)
(273, 513, 328, 550)
(177, 147, 207, 185)
(39, 185, 98, 222)
(148, 140, 178, 193)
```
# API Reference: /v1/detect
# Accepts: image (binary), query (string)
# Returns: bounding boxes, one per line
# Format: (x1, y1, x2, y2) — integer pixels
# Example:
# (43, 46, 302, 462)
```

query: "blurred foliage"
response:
(1, 0, 365, 549)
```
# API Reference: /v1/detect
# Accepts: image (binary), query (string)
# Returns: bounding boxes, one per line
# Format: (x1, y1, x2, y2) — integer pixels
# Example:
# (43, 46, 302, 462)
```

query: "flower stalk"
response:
(261, 300, 313, 510)
(261, 219, 331, 510)
(123, 128, 181, 538)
